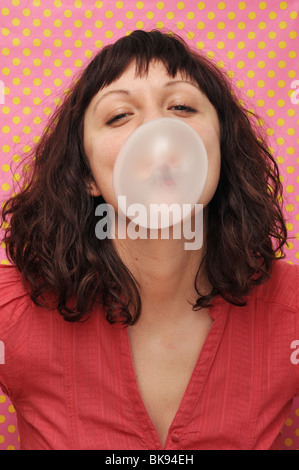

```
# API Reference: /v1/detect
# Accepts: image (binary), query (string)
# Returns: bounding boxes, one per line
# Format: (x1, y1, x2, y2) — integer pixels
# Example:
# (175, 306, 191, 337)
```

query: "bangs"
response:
(95, 30, 199, 91)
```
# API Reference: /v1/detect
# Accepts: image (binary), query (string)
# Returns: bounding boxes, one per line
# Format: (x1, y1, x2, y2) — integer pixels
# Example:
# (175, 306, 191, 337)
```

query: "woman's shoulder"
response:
(0, 263, 31, 333)
(252, 259, 299, 310)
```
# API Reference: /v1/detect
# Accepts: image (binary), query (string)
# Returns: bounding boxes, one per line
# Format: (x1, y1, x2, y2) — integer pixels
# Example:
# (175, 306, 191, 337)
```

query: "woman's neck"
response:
(112, 208, 209, 324)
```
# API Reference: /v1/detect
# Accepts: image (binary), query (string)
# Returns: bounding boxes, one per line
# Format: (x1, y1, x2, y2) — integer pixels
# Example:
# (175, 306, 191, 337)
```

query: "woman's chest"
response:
(127, 311, 214, 447)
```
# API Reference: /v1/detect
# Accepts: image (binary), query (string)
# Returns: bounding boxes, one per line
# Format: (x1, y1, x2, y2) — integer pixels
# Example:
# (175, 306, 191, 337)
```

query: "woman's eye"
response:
(106, 113, 131, 125)
(171, 105, 197, 113)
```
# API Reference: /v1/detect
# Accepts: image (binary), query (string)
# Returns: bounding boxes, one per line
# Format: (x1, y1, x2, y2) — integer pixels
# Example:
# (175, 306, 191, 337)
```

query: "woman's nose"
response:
(140, 106, 167, 125)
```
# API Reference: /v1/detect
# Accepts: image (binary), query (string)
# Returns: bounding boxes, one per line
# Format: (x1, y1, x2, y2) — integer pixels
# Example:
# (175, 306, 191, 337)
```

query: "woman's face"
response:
(83, 60, 221, 212)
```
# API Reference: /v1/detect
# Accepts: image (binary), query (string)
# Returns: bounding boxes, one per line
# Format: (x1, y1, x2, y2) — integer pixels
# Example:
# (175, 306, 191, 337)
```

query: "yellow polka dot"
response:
(116, 1, 124, 7)
(259, 1, 268, 9)
(136, 1, 144, 8)
(207, 12, 215, 19)
(238, 2, 246, 9)
(268, 31, 276, 39)
(284, 438, 293, 447)
(177, 21, 185, 29)
(257, 80, 265, 88)
(280, 1, 288, 9)
(0, 435, 4, 444)
(216, 18, 225, 27)
(248, 11, 256, 19)
(8, 404, 16, 413)
(2, 183, 10, 192)
(196, 41, 205, 49)
(197, 2, 206, 9)
(257, 60, 266, 68)
(279, 21, 287, 29)
(228, 11, 236, 19)
(7, 425, 16, 433)
(177, 1, 185, 9)
(197, 21, 205, 29)
(43, 9, 52, 17)
(258, 41, 266, 49)
(64, 9, 72, 17)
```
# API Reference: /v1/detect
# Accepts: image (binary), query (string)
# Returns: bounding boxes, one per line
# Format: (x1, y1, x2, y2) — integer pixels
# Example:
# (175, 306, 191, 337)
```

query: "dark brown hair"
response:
(0, 29, 287, 324)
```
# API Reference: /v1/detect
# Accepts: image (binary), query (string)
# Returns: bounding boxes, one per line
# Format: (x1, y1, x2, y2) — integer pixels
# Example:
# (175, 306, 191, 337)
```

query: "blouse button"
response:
(171, 432, 180, 443)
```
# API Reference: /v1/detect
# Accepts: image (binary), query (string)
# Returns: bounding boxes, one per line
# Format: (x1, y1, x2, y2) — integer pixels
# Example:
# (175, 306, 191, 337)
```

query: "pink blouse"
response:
(0, 260, 298, 450)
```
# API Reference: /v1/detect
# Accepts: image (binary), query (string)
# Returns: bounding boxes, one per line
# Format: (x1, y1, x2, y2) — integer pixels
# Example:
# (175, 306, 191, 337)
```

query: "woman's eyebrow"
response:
(93, 90, 131, 115)
(92, 80, 201, 114)
(164, 80, 200, 91)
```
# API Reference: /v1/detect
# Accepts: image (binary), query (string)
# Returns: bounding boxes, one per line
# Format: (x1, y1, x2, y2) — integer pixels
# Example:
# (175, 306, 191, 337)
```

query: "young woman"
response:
(0, 29, 298, 451)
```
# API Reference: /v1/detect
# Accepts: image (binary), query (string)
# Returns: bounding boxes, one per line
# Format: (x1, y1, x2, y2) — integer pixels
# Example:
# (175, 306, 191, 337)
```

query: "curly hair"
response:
(0, 29, 287, 325)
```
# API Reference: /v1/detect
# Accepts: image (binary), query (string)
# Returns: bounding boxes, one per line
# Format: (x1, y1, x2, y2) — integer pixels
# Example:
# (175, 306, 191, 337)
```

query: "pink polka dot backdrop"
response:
(0, 0, 298, 451)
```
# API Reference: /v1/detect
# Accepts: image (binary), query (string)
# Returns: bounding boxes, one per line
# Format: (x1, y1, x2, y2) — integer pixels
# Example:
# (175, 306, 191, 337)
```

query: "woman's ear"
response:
(85, 177, 101, 197)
